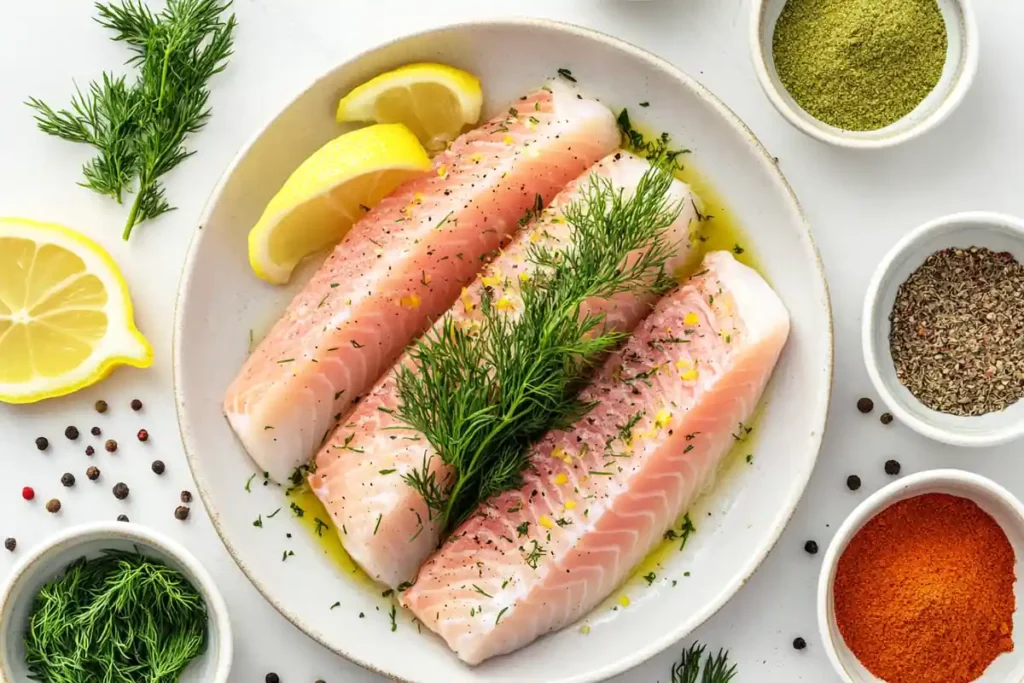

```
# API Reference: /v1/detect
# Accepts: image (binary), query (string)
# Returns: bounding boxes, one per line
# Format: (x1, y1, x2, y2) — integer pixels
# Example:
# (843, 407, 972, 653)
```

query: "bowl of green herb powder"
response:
(750, 0, 978, 148)
(0, 521, 232, 682)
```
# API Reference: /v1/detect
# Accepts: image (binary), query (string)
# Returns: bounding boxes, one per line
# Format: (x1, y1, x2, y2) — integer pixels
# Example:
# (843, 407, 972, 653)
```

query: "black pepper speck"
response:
(880, 412, 894, 425)
(85, 445, 95, 456)
(4, 538, 15, 552)
(35, 437, 48, 451)
(793, 637, 807, 650)
(884, 459, 902, 476)
(113, 482, 129, 500)
(91, 426, 101, 436)
(180, 490, 193, 503)
(130, 398, 143, 411)
(61, 472, 75, 487)
(65, 426, 79, 440)
(856, 397, 874, 414)
(846, 475, 862, 491)
(95, 400, 108, 413)
(175, 506, 190, 521)
(804, 540, 818, 555)
(117, 514, 129, 522)
(86, 466, 100, 481)
(151, 460, 165, 475)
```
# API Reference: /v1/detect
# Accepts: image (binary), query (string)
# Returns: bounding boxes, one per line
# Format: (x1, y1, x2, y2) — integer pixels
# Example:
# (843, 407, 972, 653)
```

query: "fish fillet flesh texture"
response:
(309, 151, 702, 587)
(402, 251, 790, 664)
(223, 82, 619, 482)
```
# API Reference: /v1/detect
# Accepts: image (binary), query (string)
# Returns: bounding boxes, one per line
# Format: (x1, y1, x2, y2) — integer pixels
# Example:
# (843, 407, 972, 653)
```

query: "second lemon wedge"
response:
(248, 123, 431, 285)
(336, 63, 483, 152)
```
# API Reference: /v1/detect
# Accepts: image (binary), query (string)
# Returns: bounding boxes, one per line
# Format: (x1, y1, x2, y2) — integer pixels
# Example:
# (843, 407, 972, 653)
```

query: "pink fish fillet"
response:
(309, 151, 702, 587)
(401, 251, 790, 664)
(223, 82, 619, 482)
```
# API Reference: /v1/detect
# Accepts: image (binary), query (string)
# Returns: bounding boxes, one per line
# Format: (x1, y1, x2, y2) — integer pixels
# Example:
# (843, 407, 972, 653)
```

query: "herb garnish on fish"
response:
(396, 165, 682, 535)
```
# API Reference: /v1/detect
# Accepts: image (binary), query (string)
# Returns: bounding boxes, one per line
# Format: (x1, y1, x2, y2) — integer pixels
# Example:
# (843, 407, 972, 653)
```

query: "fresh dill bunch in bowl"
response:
(0, 522, 232, 683)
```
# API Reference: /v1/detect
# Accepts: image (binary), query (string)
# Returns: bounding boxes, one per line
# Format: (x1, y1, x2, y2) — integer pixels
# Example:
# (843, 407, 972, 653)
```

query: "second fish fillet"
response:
(402, 251, 790, 664)
(309, 151, 701, 587)
(224, 82, 618, 482)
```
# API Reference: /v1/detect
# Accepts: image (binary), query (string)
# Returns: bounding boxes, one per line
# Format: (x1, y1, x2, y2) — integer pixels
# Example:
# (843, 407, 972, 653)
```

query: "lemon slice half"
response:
(248, 123, 431, 285)
(0, 218, 152, 404)
(336, 63, 483, 151)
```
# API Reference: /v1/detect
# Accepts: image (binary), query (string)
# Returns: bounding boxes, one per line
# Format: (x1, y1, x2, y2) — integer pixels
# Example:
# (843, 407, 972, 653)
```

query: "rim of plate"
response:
(173, 17, 834, 682)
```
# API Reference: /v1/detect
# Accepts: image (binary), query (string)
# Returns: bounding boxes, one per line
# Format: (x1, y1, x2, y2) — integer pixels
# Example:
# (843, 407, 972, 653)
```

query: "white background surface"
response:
(1, 1, 1022, 681)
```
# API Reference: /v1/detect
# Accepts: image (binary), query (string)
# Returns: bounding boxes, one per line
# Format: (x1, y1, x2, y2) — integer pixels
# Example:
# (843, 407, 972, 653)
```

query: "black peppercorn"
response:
(175, 506, 190, 520)
(117, 514, 129, 522)
(793, 637, 807, 650)
(105, 439, 118, 453)
(151, 460, 165, 475)
(804, 540, 818, 555)
(846, 475, 862, 491)
(35, 437, 48, 451)
(884, 459, 901, 475)
(4, 537, 15, 552)
(65, 426, 79, 440)
(113, 482, 129, 500)
(85, 445, 95, 456)
(880, 412, 894, 425)
(61, 472, 75, 487)
(856, 397, 873, 413)
(95, 399, 108, 413)
(91, 426, 101, 436)
(265, 674, 280, 683)
(180, 490, 193, 503)
(46, 498, 61, 513)
(86, 466, 100, 481)
(137, 428, 149, 442)
(130, 398, 143, 411)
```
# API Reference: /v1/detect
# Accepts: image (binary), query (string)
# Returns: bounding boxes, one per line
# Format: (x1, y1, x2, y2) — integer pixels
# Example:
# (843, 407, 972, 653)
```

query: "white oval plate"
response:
(174, 19, 833, 683)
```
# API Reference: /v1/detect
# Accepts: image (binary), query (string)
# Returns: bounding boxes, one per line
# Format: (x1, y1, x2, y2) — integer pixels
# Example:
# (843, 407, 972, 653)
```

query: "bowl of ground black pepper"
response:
(750, 0, 978, 148)
(864, 212, 1024, 446)
(818, 470, 1024, 683)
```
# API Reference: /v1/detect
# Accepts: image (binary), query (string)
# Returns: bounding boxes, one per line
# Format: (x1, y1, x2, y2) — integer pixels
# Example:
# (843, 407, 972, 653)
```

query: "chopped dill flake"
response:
(267, 507, 281, 518)
(252, 515, 263, 528)
(389, 604, 398, 632)
(313, 517, 329, 537)
(282, 550, 294, 561)
(523, 540, 547, 569)
(330, 601, 340, 610)
(374, 513, 383, 535)
(473, 584, 493, 598)
(244, 473, 256, 492)
(556, 67, 577, 82)
(496, 606, 509, 624)
(289, 502, 304, 518)
(516, 521, 529, 537)
(643, 571, 657, 586)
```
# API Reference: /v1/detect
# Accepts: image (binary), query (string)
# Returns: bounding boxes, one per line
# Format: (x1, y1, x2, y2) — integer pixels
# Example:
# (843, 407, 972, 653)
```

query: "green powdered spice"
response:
(772, 0, 948, 131)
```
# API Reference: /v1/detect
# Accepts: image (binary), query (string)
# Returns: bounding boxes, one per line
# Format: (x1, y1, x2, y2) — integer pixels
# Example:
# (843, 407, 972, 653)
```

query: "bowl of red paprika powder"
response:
(818, 469, 1024, 683)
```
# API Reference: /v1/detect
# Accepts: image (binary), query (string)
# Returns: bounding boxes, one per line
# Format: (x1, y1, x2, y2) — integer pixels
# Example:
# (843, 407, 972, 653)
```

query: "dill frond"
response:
(396, 164, 682, 535)
(26, 0, 235, 240)
(671, 642, 737, 683)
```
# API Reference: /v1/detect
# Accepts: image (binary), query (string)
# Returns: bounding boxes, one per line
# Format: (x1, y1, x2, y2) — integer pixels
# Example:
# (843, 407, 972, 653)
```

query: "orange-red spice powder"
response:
(834, 493, 1016, 683)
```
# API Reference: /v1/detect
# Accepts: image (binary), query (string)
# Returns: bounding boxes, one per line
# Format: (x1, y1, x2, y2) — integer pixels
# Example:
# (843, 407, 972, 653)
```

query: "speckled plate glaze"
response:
(173, 19, 833, 683)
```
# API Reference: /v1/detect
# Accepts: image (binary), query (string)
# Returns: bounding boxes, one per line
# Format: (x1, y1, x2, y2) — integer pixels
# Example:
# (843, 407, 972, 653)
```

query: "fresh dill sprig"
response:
(24, 549, 207, 683)
(670, 642, 737, 683)
(617, 108, 690, 169)
(26, 0, 235, 240)
(396, 165, 682, 535)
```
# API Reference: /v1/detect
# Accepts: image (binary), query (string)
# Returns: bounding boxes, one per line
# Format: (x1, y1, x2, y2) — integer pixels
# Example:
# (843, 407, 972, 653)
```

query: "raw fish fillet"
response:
(402, 251, 790, 664)
(309, 151, 701, 587)
(224, 82, 618, 482)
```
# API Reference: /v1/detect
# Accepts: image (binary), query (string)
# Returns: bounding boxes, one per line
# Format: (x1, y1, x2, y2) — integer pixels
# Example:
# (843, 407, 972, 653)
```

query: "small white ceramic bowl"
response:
(819, 469, 1024, 682)
(863, 212, 1024, 447)
(0, 522, 232, 683)
(750, 0, 978, 148)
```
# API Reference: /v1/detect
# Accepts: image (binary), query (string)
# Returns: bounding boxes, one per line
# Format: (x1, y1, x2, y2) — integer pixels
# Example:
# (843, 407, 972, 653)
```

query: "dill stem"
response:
(123, 181, 145, 239)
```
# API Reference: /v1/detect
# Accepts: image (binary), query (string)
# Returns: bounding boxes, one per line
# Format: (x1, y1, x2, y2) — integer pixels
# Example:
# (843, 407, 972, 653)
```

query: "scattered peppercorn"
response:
(856, 397, 874, 413)
(131, 398, 143, 411)
(4, 537, 15, 552)
(175, 506, 190, 520)
(91, 426, 101, 436)
(151, 460, 165, 475)
(884, 459, 902, 476)
(265, 674, 279, 683)
(65, 426, 80, 440)
(793, 637, 807, 650)
(137, 428, 149, 442)
(804, 540, 819, 555)
(113, 482, 129, 500)
(61, 473, 75, 487)
(46, 498, 61, 513)
(95, 399, 108, 413)
(86, 466, 100, 481)
(880, 412, 894, 425)
(85, 445, 95, 456)
(22, 486, 35, 501)
(35, 437, 48, 451)
(105, 439, 118, 453)
(117, 514, 129, 522)
(847, 475, 862, 491)
(180, 490, 193, 503)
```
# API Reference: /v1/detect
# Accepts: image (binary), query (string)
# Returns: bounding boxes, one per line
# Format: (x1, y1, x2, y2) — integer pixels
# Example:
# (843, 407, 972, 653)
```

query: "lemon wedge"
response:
(0, 218, 152, 404)
(336, 63, 483, 151)
(248, 123, 431, 285)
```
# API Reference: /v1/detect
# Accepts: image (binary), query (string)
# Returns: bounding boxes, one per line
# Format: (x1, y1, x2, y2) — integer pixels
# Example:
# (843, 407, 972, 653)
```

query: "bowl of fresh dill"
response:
(0, 521, 232, 683)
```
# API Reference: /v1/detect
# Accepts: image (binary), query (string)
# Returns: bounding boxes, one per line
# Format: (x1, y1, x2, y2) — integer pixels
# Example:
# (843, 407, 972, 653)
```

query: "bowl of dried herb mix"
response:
(818, 469, 1024, 683)
(750, 0, 978, 149)
(0, 521, 232, 683)
(863, 212, 1024, 447)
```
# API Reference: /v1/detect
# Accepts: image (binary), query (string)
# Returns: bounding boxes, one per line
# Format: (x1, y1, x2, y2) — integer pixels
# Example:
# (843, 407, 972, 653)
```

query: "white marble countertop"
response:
(3, 1, 1024, 681)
